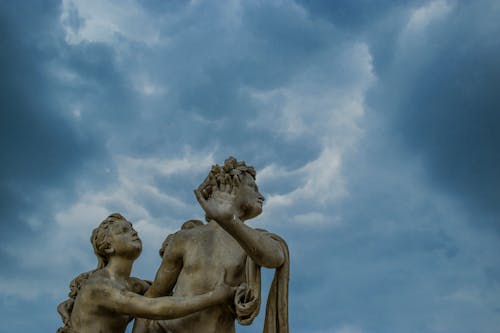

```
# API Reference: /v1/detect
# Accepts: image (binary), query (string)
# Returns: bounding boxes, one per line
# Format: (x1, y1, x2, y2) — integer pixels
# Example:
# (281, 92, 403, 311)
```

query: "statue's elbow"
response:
(258, 250, 285, 268)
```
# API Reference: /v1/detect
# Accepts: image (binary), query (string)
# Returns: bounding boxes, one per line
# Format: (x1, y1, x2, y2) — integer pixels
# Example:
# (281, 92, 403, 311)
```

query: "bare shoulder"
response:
(77, 273, 116, 301)
(171, 220, 211, 241)
(159, 220, 210, 258)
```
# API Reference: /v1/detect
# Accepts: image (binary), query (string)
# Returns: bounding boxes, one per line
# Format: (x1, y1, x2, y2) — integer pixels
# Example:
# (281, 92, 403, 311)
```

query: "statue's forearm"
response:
(109, 288, 226, 321)
(144, 258, 181, 297)
(145, 272, 175, 297)
(142, 291, 225, 319)
(144, 281, 165, 297)
(216, 216, 285, 268)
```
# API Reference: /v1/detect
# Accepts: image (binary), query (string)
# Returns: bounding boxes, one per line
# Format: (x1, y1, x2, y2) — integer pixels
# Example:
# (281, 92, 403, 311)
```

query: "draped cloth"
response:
(234, 232, 290, 333)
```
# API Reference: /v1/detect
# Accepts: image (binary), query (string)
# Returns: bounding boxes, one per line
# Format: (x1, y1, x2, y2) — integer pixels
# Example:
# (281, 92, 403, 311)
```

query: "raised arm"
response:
(132, 234, 185, 333)
(219, 215, 284, 268)
(145, 233, 183, 297)
(194, 188, 285, 269)
(98, 283, 233, 320)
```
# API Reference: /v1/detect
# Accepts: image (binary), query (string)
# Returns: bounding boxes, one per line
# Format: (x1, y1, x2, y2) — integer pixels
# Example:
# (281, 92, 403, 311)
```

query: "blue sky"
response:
(1, 1, 500, 332)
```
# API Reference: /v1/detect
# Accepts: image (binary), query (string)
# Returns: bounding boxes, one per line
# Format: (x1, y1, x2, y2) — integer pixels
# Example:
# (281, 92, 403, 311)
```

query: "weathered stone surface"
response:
(57, 157, 289, 333)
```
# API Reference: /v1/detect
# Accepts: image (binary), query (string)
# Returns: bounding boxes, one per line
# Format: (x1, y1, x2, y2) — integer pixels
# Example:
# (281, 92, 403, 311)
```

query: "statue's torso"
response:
(70, 275, 131, 333)
(158, 222, 248, 333)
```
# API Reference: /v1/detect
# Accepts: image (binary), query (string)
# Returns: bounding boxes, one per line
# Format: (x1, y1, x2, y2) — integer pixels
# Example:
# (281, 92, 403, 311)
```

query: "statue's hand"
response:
(194, 187, 239, 222)
(128, 277, 152, 295)
(213, 281, 236, 303)
(212, 270, 237, 303)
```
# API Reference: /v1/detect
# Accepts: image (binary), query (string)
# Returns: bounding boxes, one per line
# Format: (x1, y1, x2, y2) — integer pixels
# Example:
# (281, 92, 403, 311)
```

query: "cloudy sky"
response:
(1, 0, 500, 332)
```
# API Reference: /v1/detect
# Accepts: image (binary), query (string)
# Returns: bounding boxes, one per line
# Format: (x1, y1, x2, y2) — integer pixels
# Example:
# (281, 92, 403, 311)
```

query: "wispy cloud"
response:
(2, 1, 500, 332)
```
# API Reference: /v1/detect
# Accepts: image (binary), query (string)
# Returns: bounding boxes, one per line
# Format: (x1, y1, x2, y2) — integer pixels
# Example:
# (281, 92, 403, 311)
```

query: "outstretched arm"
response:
(99, 283, 234, 320)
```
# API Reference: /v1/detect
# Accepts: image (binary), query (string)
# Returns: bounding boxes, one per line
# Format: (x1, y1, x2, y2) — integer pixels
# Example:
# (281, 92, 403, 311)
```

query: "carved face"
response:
(107, 219, 142, 259)
(235, 173, 265, 221)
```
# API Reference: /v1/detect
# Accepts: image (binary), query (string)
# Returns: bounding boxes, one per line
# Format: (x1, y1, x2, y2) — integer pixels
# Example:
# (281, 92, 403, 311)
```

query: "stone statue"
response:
(133, 157, 289, 333)
(56, 213, 235, 333)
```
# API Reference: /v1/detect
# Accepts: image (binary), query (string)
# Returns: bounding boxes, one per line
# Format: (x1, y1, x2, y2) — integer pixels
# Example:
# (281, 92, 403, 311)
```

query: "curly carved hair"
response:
(197, 156, 256, 200)
(91, 212, 126, 269)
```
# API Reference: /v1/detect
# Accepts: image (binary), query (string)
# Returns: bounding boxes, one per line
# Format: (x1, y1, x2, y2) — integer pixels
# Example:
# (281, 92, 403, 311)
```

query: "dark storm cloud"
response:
(57, 41, 143, 139)
(137, 0, 188, 14)
(297, 0, 431, 78)
(297, 0, 426, 31)
(0, 2, 107, 328)
(87, 0, 343, 166)
(368, 0, 500, 226)
(279, 126, 500, 332)
(0, 2, 111, 238)
(252, 2, 500, 330)
(2, 1, 500, 332)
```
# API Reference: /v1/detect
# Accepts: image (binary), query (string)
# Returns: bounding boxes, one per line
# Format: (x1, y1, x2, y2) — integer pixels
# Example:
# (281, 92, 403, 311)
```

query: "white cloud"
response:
(61, 0, 163, 46)
(292, 211, 343, 227)
(249, 41, 374, 147)
(264, 148, 346, 209)
(0, 149, 217, 300)
(117, 152, 215, 180)
(133, 77, 167, 97)
(249, 43, 375, 227)
(55, 149, 215, 231)
(406, 0, 453, 33)
(397, 0, 454, 57)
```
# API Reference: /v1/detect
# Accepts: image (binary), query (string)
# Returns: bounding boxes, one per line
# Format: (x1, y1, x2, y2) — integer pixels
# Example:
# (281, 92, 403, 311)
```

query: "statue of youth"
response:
(133, 157, 290, 333)
(56, 214, 234, 333)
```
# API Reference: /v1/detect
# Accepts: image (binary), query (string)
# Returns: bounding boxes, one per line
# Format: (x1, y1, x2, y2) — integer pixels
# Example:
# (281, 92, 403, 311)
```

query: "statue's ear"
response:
(104, 246, 115, 255)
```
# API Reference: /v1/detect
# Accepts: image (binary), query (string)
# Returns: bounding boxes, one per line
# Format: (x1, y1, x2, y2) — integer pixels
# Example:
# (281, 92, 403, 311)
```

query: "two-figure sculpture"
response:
(57, 157, 289, 333)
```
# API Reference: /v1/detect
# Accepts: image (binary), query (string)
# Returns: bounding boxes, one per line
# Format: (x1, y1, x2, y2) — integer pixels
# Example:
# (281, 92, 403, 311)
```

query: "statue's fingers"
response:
(194, 189, 214, 220)
(194, 189, 206, 206)
(224, 174, 232, 192)
(217, 175, 226, 191)
(231, 175, 240, 195)
(220, 176, 227, 192)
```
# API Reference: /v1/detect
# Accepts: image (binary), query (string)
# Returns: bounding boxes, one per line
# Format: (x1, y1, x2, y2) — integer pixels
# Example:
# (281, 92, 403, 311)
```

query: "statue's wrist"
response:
(218, 214, 234, 224)
(209, 214, 231, 224)
(230, 215, 242, 224)
(215, 214, 237, 224)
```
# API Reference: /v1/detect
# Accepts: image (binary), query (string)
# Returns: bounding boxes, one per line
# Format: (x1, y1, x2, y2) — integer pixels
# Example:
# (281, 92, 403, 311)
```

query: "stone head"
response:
(198, 157, 265, 221)
(91, 213, 142, 267)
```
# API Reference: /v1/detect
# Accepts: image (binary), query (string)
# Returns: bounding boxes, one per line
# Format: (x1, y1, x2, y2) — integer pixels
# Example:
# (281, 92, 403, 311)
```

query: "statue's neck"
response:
(104, 256, 134, 280)
(207, 216, 247, 226)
